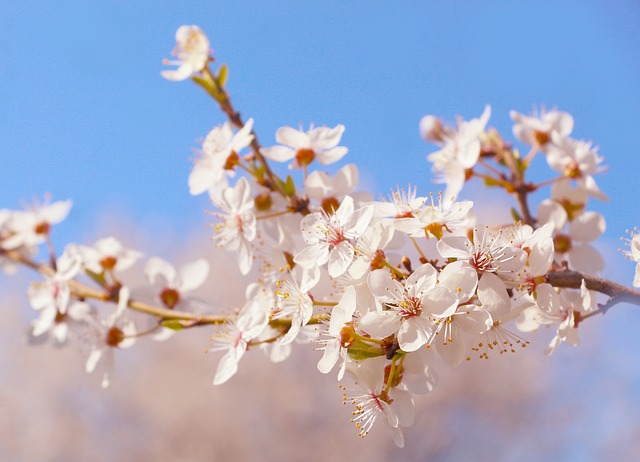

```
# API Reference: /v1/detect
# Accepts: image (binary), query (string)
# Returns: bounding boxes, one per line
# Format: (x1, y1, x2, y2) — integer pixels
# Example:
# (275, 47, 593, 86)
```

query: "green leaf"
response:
(347, 338, 385, 360)
(511, 207, 522, 223)
(161, 320, 184, 331)
(484, 176, 501, 187)
(283, 175, 296, 196)
(217, 64, 228, 87)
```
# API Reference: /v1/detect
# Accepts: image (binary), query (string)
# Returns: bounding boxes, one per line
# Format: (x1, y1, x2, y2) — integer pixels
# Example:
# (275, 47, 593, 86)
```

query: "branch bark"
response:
(546, 269, 640, 311)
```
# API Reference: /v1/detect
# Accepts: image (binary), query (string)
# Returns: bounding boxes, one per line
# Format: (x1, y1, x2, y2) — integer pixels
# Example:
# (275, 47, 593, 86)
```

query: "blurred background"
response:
(1, 1, 640, 460)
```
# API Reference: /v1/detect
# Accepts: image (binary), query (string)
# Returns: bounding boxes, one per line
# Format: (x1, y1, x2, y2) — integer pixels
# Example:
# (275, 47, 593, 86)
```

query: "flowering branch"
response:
(2, 24, 639, 449)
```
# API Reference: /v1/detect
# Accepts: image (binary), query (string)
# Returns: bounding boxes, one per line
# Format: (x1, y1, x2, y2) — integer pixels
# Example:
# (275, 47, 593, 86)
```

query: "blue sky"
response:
(1, 1, 640, 459)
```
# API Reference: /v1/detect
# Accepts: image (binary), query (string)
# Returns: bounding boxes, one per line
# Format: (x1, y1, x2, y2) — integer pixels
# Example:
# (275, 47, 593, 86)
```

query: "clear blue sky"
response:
(1, 1, 640, 459)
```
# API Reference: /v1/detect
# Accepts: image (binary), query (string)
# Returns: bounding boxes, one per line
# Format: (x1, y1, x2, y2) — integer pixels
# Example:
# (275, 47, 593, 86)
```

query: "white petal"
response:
(423, 286, 457, 318)
(318, 146, 348, 165)
(85, 348, 103, 373)
(568, 245, 604, 273)
(260, 145, 294, 162)
(438, 261, 478, 302)
(569, 211, 605, 243)
(178, 259, 210, 292)
(276, 126, 308, 148)
(213, 347, 245, 385)
(317, 340, 340, 374)
(398, 317, 432, 352)
(436, 327, 466, 366)
(145, 257, 177, 287)
(359, 311, 401, 339)
(477, 273, 510, 315)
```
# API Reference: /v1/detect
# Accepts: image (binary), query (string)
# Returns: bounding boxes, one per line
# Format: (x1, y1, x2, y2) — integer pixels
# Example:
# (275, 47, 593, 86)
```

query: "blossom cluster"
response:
(1, 25, 638, 449)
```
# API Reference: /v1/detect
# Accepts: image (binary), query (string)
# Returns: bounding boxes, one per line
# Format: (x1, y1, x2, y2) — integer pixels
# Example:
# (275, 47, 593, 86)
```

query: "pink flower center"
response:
(399, 296, 422, 318)
(326, 226, 346, 249)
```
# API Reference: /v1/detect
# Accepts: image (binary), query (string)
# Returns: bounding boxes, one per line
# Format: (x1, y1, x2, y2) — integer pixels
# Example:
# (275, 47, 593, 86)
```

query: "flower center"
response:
(471, 250, 495, 273)
(34, 222, 50, 235)
(321, 197, 341, 214)
(399, 296, 422, 318)
(533, 130, 550, 145)
(160, 288, 181, 309)
(554, 234, 572, 254)
(106, 326, 125, 347)
(326, 226, 346, 249)
(100, 256, 117, 271)
(295, 148, 315, 166)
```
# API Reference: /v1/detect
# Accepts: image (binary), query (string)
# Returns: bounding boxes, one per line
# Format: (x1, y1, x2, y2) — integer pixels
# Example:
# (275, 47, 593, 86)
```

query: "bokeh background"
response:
(1, 1, 640, 461)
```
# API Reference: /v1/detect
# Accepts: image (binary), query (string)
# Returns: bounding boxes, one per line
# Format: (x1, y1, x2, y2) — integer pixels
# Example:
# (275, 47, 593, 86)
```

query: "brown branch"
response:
(2, 249, 327, 329)
(197, 67, 311, 215)
(546, 269, 640, 314)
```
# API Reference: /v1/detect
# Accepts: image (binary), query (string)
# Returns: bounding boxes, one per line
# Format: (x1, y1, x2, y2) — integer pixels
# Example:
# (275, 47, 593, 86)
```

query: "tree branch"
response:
(546, 269, 640, 312)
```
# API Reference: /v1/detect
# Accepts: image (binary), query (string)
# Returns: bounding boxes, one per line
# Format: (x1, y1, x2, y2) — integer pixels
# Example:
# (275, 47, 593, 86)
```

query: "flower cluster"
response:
(1, 25, 639, 449)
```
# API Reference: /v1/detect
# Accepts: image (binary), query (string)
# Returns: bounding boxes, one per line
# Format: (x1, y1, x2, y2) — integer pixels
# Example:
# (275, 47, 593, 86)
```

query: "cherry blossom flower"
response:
(360, 263, 458, 352)
(533, 281, 596, 355)
(373, 185, 426, 220)
(72, 237, 142, 274)
(145, 257, 210, 310)
(546, 134, 608, 201)
(211, 177, 257, 275)
(317, 285, 357, 378)
(260, 124, 348, 169)
(431, 261, 490, 366)
(84, 287, 137, 388)
(392, 193, 473, 239)
(538, 201, 606, 273)
(342, 357, 415, 448)
(161, 25, 210, 81)
(503, 223, 555, 293)
(510, 108, 573, 151)
(348, 222, 397, 281)
(304, 163, 359, 213)
(29, 301, 93, 346)
(27, 247, 83, 316)
(189, 119, 255, 200)
(437, 226, 526, 314)
(425, 105, 491, 201)
(295, 195, 373, 278)
(210, 294, 269, 385)
(272, 266, 320, 345)
(2, 198, 72, 250)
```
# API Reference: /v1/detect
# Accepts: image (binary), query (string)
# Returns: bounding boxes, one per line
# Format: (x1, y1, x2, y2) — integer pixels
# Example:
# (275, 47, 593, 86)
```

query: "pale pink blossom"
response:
(343, 357, 415, 448)
(425, 105, 491, 201)
(210, 295, 269, 385)
(360, 263, 457, 352)
(317, 286, 357, 378)
(161, 25, 210, 81)
(272, 267, 320, 345)
(510, 108, 573, 151)
(28, 247, 82, 316)
(189, 119, 255, 200)
(73, 237, 142, 274)
(295, 195, 373, 278)
(260, 124, 348, 169)
(211, 177, 257, 275)
(3, 198, 72, 250)
(84, 287, 137, 388)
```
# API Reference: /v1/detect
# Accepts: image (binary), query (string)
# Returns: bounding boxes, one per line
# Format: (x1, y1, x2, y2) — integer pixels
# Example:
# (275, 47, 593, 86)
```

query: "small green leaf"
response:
(347, 338, 385, 360)
(283, 175, 296, 196)
(484, 176, 501, 187)
(217, 64, 228, 87)
(511, 207, 522, 223)
(161, 320, 184, 331)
